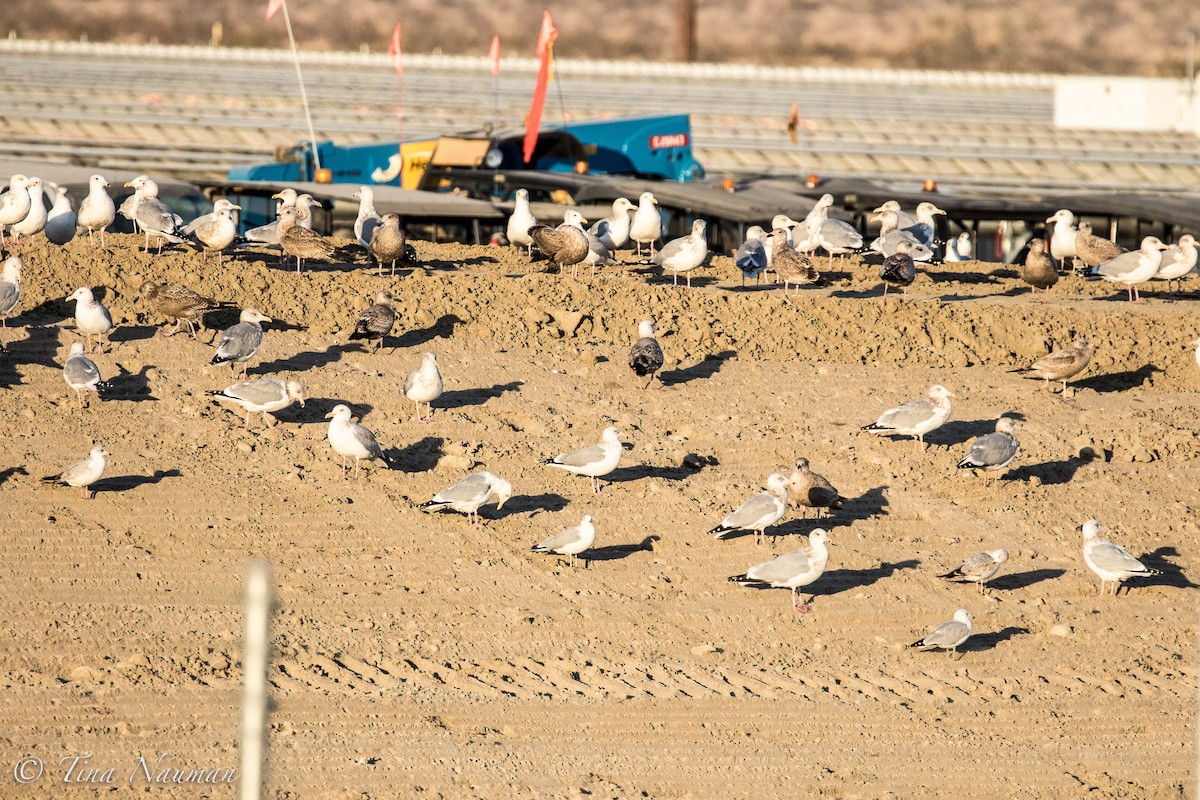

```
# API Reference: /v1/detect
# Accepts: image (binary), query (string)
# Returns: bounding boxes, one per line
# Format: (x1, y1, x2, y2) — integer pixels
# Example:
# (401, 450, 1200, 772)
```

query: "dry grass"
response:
(2, 0, 1198, 76)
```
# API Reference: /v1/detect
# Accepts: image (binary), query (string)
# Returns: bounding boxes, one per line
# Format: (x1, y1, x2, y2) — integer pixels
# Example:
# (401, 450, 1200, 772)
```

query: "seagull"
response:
(182, 197, 241, 237)
(1087, 235, 1169, 302)
(532, 515, 597, 567)
(352, 186, 382, 250)
(862, 384, 954, 451)
(10, 178, 46, 243)
(43, 446, 108, 499)
(628, 319, 664, 389)
(244, 188, 300, 246)
(807, 218, 864, 270)
(589, 197, 633, 250)
(880, 239, 917, 298)
(278, 206, 335, 273)
(909, 609, 972, 656)
(186, 206, 240, 263)
(872, 200, 917, 230)
(734, 225, 768, 285)
(1153, 234, 1199, 294)
(905, 201, 945, 249)
(0, 174, 32, 245)
(957, 417, 1020, 484)
(870, 225, 934, 262)
(44, 184, 77, 246)
(68, 287, 113, 355)
(529, 210, 590, 276)
(140, 281, 229, 339)
(1011, 339, 1094, 392)
(403, 351, 444, 423)
(769, 228, 820, 294)
(77, 174, 117, 248)
(629, 191, 662, 257)
(707, 473, 792, 546)
(729, 529, 830, 613)
(566, 213, 616, 277)
(124, 176, 184, 253)
(788, 458, 843, 518)
(506, 188, 538, 256)
(420, 471, 514, 525)
(211, 308, 271, 379)
(544, 425, 624, 494)
(940, 550, 1009, 594)
(1021, 238, 1059, 294)
(0, 255, 21, 329)
(325, 404, 386, 480)
(1081, 519, 1160, 596)
(208, 378, 305, 430)
(1045, 209, 1079, 267)
(63, 342, 111, 408)
(370, 213, 407, 275)
(653, 219, 708, 287)
(348, 290, 396, 351)
(944, 231, 972, 262)
(1074, 221, 1127, 269)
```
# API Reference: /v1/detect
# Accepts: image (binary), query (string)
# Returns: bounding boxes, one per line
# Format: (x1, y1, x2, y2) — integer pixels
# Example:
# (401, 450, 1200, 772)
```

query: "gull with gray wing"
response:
(421, 471, 514, 525)
(729, 529, 830, 613)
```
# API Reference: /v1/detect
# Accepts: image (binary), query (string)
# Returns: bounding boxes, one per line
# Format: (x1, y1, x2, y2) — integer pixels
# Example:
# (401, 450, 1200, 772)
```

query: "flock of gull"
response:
(0, 171, 1183, 654)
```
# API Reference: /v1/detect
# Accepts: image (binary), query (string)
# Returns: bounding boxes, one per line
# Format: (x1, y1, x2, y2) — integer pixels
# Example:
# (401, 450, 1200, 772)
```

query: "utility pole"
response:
(676, 0, 696, 62)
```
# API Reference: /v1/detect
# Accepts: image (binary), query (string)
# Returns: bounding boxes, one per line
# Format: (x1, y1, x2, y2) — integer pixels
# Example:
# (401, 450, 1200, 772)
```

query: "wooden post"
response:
(676, 0, 696, 62)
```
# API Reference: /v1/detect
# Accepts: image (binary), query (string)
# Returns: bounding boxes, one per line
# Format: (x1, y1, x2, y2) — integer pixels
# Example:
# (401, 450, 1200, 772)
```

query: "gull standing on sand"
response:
(63, 342, 110, 408)
(1074, 221, 1126, 269)
(348, 290, 396, 351)
(208, 378, 305, 430)
(628, 319, 664, 388)
(1154, 234, 1199, 294)
(186, 205, 240, 263)
(729, 529, 830, 613)
(1081, 519, 1160, 596)
(862, 384, 954, 451)
(1046, 209, 1079, 268)
(278, 206, 335, 273)
(403, 352, 443, 423)
(245, 188, 298, 247)
(78, 174, 116, 247)
(944, 231, 972, 262)
(532, 515, 596, 566)
(1021, 238, 1059, 294)
(654, 219, 708, 287)
(1087, 235, 1169, 303)
(352, 186, 382, 249)
(211, 308, 271, 379)
(909, 609, 972, 656)
(183, 197, 240, 237)
(707, 473, 792, 546)
(769, 228, 820, 294)
(544, 425, 624, 494)
(629, 191, 662, 257)
(880, 239, 917, 298)
(42, 447, 108, 499)
(957, 417, 1020, 483)
(1011, 339, 1093, 393)
(325, 404, 386, 480)
(529, 210, 590, 276)
(370, 213, 408, 275)
(590, 197, 633, 250)
(566, 213, 616, 277)
(506, 188, 538, 256)
(68, 287, 113, 354)
(0, 174, 32, 245)
(44, 184, 77, 246)
(789, 458, 843, 518)
(140, 281, 228, 339)
(734, 225, 768, 284)
(940, 549, 1009, 593)
(905, 201, 945, 249)
(421, 471, 514, 525)
(124, 176, 184, 252)
(0, 255, 21, 328)
(10, 177, 46, 243)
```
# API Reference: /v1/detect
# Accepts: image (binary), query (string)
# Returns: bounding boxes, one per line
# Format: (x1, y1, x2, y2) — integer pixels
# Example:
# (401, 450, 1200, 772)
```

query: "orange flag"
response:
(489, 35, 501, 77)
(388, 23, 403, 75)
(265, 0, 284, 20)
(523, 11, 559, 165)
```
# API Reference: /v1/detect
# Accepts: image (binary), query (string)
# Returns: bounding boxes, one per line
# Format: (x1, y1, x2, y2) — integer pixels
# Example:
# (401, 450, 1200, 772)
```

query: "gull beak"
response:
(298, 397, 306, 408)
(230, 204, 242, 210)
(324, 410, 334, 419)
(123, 181, 135, 188)
(496, 497, 508, 510)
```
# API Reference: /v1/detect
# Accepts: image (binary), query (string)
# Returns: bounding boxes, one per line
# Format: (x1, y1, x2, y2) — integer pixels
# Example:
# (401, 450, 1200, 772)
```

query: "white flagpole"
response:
(278, 0, 322, 172)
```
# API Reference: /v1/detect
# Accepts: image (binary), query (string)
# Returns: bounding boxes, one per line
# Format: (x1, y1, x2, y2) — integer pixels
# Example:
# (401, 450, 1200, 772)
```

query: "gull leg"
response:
(245, 411, 252, 431)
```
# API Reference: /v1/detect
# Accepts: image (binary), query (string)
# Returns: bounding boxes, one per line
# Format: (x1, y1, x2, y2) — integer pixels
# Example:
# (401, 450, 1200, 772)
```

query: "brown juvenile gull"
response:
(1074, 221, 1127, 269)
(880, 239, 917, 298)
(325, 403, 386, 480)
(1088, 235, 1169, 303)
(532, 515, 596, 567)
(68, 287, 113, 355)
(403, 351, 444, 423)
(140, 281, 229, 339)
(1081, 519, 1161, 596)
(506, 188, 538, 256)
(788, 458, 843, 518)
(211, 308, 271, 379)
(729, 529, 830, 614)
(78, 174, 116, 247)
(348, 290, 396, 351)
(628, 319, 664, 388)
(63, 342, 111, 408)
(1021, 238, 1059, 293)
(369, 213, 407, 276)
(209, 377, 305, 430)
(707, 473, 792, 546)
(278, 206, 335, 274)
(769, 228, 820, 294)
(862, 384, 954, 452)
(42, 447, 108, 499)
(0, 174, 32, 246)
(909, 609, 972, 656)
(940, 549, 1009, 594)
(0, 255, 21, 329)
(421, 471, 514, 525)
(544, 425, 624, 494)
(529, 209, 590, 276)
(653, 219, 709, 288)
(957, 417, 1020, 484)
(1011, 339, 1094, 392)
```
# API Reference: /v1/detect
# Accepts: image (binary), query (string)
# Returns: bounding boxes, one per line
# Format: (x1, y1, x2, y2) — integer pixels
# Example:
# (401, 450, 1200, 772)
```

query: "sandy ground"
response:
(0, 232, 1197, 798)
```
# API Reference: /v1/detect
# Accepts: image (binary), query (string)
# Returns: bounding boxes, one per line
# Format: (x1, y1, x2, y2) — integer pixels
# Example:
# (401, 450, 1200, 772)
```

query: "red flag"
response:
(388, 23, 403, 75)
(488, 35, 501, 77)
(265, 0, 284, 20)
(523, 11, 558, 165)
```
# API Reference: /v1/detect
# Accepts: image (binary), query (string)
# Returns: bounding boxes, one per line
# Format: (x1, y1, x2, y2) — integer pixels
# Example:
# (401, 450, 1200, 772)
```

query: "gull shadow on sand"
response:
(393, 314, 464, 349)
(659, 350, 736, 386)
(1138, 547, 1197, 590)
(960, 626, 1030, 653)
(581, 536, 661, 563)
(109, 324, 159, 346)
(842, 485, 889, 520)
(813, 560, 921, 596)
(1073, 364, 1158, 394)
(438, 382, 523, 410)
(0, 325, 61, 387)
(1007, 456, 1090, 486)
(0, 466, 28, 487)
(388, 437, 444, 473)
(107, 365, 156, 402)
(605, 463, 696, 484)
(255, 344, 345, 374)
(95, 469, 183, 494)
(501, 492, 570, 517)
(937, 286, 1028, 302)
(989, 568, 1067, 591)
(830, 287, 886, 300)
(285, 398, 371, 426)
